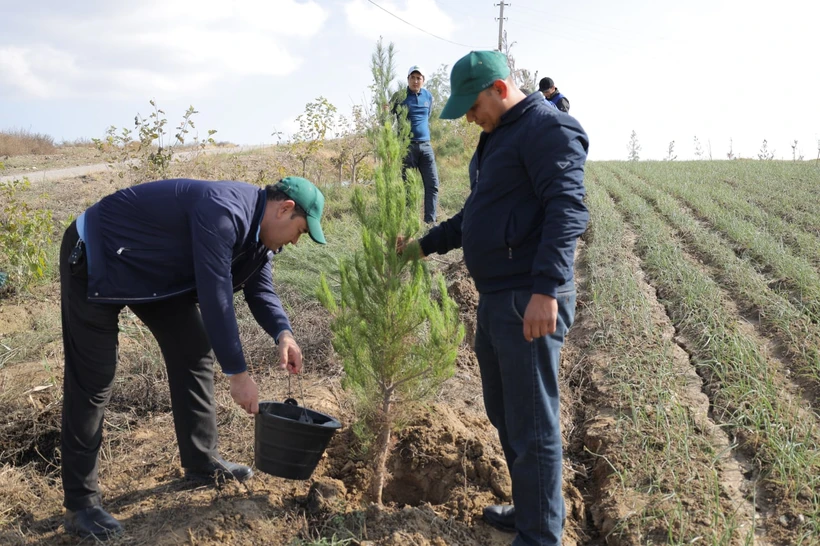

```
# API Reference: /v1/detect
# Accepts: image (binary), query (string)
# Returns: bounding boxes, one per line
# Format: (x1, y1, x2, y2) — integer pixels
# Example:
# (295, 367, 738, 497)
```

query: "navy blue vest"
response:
(548, 92, 567, 108)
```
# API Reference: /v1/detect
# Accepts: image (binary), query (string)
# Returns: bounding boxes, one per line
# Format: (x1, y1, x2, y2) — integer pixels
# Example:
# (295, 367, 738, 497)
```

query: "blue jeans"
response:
(474, 285, 576, 546)
(402, 141, 439, 223)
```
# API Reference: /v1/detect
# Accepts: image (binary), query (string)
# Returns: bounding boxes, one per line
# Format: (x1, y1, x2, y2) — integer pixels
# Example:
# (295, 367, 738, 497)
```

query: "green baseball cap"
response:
(273, 176, 326, 244)
(439, 50, 511, 120)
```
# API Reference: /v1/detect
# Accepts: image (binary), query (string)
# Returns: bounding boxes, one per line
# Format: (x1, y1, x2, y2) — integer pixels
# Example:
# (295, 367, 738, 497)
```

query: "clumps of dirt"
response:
(325, 403, 509, 524)
(306, 476, 348, 514)
(359, 504, 487, 546)
(443, 260, 479, 366)
(303, 498, 515, 546)
(384, 406, 510, 512)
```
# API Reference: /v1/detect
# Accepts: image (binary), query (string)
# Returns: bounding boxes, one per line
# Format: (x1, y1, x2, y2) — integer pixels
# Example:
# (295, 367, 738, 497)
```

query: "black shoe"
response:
(184, 456, 253, 484)
(64, 506, 123, 540)
(483, 504, 516, 533)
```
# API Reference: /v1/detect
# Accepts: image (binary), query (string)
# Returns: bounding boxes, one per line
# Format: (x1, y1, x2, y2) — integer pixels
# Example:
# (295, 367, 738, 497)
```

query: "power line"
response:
(364, 0, 490, 49)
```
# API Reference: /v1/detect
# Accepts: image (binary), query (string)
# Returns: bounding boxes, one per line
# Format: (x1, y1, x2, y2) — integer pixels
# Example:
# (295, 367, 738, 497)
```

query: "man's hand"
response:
(230, 372, 259, 415)
(278, 331, 303, 374)
(396, 236, 425, 258)
(522, 294, 558, 341)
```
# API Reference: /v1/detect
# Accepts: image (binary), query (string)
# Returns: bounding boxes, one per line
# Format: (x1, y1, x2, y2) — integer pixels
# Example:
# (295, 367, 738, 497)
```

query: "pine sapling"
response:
(317, 39, 463, 505)
(317, 120, 463, 504)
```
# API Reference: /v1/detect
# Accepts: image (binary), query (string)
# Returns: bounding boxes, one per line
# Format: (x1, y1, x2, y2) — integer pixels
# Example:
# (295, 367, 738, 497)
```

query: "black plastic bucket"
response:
(254, 400, 342, 480)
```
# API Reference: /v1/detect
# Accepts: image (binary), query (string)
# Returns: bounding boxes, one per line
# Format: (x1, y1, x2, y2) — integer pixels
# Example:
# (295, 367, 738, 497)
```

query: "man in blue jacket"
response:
(404, 51, 588, 545)
(539, 77, 570, 113)
(59, 176, 326, 540)
(394, 65, 440, 224)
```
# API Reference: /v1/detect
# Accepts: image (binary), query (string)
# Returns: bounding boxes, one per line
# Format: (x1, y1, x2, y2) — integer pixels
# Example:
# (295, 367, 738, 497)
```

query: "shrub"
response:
(0, 179, 53, 292)
(0, 129, 56, 157)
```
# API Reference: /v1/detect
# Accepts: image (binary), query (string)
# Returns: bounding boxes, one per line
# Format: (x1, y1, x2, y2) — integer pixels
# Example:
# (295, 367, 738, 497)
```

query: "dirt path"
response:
(0, 145, 272, 185)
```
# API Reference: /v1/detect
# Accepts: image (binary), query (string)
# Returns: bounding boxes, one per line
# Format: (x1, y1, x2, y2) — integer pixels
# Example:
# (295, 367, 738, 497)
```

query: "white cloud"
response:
(0, 47, 65, 98)
(0, 0, 328, 99)
(344, 0, 456, 42)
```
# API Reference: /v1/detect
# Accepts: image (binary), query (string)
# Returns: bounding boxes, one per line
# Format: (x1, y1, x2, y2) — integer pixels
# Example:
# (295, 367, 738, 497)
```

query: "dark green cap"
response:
(273, 176, 326, 244)
(439, 50, 511, 120)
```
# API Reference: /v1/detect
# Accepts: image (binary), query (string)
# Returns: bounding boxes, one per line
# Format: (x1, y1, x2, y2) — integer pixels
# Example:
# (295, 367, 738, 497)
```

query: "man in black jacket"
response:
(60, 177, 326, 540)
(404, 51, 588, 546)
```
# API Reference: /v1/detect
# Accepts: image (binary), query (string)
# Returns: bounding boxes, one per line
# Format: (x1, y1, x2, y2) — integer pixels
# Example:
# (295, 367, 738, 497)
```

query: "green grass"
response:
(608, 166, 820, 391)
(583, 167, 748, 544)
(594, 164, 820, 535)
(615, 162, 820, 324)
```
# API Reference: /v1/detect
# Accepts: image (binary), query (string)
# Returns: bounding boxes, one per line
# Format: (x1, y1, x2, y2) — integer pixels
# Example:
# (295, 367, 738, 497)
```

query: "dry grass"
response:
(0, 130, 56, 157)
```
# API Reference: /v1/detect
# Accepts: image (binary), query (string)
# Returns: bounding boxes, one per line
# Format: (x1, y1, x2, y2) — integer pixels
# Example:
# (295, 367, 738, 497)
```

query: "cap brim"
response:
(439, 93, 479, 120)
(307, 214, 326, 244)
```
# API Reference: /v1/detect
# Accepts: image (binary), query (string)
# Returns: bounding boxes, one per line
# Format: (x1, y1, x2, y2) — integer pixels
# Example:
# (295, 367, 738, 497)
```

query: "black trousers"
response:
(60, 223, 219, 510)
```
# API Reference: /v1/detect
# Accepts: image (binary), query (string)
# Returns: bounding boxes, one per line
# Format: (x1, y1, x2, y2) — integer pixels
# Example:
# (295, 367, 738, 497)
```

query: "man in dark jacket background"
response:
(539, 77, 570, 113)
(403, 51, 588, 546)
(59, 176, 326, 540)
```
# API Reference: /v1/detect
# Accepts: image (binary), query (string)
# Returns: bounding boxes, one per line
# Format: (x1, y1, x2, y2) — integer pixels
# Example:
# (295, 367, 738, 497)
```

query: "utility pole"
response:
(496, 2, 508, 51)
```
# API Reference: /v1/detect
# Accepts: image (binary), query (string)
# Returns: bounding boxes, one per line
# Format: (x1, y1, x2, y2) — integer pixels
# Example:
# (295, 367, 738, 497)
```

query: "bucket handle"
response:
(286, 373, 312, 424)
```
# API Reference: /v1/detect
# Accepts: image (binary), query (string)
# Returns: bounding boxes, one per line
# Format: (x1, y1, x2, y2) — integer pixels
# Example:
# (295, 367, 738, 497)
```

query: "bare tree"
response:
(693, 136, 704, 159)
(665, 140, 677, 161)
(791, 140, 804, 161)
(502, 31, 539, 91)
(727, 138, 735, 160)
(627, 130, 641, 161)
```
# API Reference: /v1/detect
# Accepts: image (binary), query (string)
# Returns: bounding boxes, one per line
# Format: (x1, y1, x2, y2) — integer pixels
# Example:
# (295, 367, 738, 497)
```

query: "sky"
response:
(1, 0, 818, 161)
